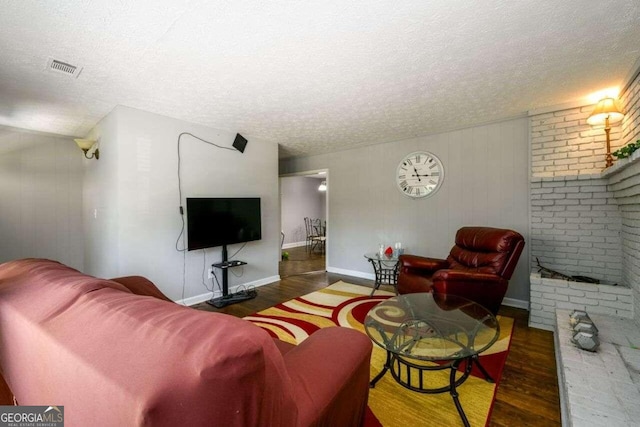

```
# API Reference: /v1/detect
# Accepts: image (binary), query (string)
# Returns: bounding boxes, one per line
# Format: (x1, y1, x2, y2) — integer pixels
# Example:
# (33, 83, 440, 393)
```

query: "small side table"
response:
(364, 252, 400, 296)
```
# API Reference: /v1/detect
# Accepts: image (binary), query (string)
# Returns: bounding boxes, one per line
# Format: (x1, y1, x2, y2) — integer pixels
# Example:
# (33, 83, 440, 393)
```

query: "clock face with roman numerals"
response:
(396, 151, 444, 199)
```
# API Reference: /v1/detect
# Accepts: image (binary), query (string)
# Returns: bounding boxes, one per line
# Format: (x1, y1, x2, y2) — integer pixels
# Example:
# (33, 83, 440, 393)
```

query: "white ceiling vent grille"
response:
(46, 58, 83, 78)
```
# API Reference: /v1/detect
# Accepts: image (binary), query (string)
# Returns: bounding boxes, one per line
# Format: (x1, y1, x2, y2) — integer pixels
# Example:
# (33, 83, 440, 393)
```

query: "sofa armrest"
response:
(282, 327, 372, 427)
(109, 276, 173, 302)
(399, 254, 448, 271)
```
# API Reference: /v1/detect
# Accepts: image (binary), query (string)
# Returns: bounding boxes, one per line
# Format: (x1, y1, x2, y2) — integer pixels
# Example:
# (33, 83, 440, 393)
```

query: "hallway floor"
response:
(279, 245, 325, 278)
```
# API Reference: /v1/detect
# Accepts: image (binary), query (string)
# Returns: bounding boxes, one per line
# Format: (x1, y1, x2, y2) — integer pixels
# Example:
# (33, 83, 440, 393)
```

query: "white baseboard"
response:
(176, 275, 281, 306)
(179, 266, 532, 313)
(282, 241, 306, 249)
(326, 266, 375, 281)
(177, 292, 213, 306)
(502, 297, 529, 310)
(327, 267, 531, 311)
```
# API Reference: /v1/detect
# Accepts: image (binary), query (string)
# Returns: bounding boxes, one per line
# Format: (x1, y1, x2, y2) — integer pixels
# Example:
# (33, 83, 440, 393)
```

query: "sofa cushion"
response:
(110, 275, 173, 302)
(0, 259, 132, 321)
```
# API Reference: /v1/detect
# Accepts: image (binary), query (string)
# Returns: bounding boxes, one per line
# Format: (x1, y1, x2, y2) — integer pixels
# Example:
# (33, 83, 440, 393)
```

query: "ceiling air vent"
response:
(46, 57, 83, 78)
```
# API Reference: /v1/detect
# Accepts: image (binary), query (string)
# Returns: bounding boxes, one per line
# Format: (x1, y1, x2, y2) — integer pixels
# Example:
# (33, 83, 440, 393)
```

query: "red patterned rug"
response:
(244, 281, 513, 427)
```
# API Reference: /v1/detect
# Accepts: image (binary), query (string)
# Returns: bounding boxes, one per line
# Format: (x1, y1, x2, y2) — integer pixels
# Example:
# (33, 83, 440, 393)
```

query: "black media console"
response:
(206, 244, 257, 308)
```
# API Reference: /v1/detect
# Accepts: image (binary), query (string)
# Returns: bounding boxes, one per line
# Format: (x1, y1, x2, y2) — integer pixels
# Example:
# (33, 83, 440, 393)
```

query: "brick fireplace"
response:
(527, 68, 640, 424)
(529, 173, 625, 330)
(528, 69, 640, 330)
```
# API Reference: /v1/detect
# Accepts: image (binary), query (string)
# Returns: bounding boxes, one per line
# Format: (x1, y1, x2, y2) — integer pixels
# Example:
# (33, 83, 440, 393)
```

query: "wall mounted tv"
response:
(187, 198, 262, 251)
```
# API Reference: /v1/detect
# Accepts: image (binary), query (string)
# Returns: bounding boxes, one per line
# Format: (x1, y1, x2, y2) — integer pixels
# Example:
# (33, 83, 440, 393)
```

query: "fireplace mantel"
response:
(601, 150, 640, 181)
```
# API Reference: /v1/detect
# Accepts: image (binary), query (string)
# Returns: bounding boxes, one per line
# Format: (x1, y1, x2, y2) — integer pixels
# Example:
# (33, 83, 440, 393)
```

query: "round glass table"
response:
(364, 293, 500, 427)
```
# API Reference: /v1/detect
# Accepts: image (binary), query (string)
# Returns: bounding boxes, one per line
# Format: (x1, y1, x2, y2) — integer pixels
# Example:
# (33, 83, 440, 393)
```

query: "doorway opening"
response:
(279, 170, 328, 278)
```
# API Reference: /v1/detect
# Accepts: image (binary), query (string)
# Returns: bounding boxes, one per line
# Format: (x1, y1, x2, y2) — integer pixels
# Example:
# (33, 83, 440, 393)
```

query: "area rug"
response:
(244, 281, 514, 427)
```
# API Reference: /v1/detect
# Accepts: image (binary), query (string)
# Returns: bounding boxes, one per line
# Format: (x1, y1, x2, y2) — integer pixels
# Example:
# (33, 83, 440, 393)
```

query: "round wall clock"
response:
(395, 151, 444, 199)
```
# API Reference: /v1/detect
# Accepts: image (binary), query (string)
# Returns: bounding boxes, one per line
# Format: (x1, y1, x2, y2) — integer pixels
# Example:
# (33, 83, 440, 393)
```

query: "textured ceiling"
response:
(1, 1, 639, 158)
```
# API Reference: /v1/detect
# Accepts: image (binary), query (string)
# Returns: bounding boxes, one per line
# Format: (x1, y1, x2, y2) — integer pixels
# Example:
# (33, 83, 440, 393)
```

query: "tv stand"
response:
(206, 244, 257, 308)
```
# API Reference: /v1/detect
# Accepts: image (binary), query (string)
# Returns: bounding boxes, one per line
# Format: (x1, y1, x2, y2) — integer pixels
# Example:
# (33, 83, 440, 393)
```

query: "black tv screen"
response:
(187, 198, 262, 250)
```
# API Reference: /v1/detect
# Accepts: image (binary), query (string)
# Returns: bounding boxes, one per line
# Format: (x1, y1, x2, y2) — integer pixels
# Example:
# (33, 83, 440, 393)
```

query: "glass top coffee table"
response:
(365, 293, 500, 427)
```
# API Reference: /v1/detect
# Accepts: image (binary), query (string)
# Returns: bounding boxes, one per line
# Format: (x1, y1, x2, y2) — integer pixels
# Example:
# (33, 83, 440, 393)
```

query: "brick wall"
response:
(617, 71, 640, 326)
(531, 176, 622, 283)
(528, 70, 640, 329)
(531, 106, 623, 177)
(621, 71, 640, 149)
(529, 102, 624, 291)
(530, 273, 632, 329)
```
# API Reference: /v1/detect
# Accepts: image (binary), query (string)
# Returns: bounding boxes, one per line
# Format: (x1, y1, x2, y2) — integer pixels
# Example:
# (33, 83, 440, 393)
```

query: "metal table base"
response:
(366, 255, 399, 296)
(370, 351, 495, 427)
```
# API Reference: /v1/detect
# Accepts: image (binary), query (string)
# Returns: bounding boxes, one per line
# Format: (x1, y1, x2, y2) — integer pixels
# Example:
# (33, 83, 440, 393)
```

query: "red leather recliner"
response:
(397, 227, 525, 314)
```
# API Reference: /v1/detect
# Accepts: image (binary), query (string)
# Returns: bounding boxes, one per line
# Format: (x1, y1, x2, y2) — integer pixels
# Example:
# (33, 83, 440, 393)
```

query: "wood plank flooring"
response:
(194, 247, 561, 426)
(279, 245, 326, 278)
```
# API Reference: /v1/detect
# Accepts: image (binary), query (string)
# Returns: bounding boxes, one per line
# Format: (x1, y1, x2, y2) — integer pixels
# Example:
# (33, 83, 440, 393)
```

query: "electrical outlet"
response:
(208, 267, 214, 279)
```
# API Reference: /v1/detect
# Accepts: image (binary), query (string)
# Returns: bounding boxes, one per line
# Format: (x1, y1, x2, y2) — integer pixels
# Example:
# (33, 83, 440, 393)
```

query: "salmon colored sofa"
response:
(0, 259, 372, 427)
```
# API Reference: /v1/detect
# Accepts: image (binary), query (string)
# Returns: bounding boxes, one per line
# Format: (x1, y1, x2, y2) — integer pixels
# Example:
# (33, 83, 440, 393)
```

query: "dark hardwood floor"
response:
(279, 245, 326, 278)
(194, 246, 561, 426)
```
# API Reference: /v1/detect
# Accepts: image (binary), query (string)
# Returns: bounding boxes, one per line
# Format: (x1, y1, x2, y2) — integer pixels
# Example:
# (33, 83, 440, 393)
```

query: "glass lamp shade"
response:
(318, 180, 327, 191)
(74, 138, 99, 159)
(74, 139, 96, 150)
(586, 98, 625, 126)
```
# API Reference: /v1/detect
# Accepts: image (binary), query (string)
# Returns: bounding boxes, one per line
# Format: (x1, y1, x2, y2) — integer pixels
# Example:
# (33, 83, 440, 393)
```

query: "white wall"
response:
(0, 126, 83, 269)
(280, 176, 326, 246)
(83, 110, 120, 277)
(84, 106, 280, 302)
(280, 117, 530, 303)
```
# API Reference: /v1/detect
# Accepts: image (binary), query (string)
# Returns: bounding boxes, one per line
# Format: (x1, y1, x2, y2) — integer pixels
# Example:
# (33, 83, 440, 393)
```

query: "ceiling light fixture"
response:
(318, 180, 327, 192)
(587, 97, 625, 168)
(74, 139, 100, 160)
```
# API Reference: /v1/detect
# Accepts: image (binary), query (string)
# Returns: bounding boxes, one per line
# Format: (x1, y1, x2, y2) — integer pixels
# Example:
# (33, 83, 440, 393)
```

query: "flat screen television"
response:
(187, 198, 262, 251)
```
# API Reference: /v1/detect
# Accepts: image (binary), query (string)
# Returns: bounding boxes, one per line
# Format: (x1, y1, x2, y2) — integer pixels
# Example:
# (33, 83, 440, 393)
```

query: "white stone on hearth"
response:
(555, 309, 640, 426)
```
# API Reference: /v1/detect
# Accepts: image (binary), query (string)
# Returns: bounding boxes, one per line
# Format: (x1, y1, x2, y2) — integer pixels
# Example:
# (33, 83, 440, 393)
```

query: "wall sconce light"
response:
(74, 139, 100, 160)
(318, 180, 327, 192)
(586, 97, 625, 168)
